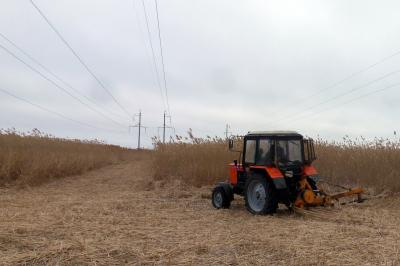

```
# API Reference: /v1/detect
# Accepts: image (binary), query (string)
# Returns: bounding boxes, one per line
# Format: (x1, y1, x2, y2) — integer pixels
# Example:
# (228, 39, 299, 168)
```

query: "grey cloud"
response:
(1, 0, 400, 148)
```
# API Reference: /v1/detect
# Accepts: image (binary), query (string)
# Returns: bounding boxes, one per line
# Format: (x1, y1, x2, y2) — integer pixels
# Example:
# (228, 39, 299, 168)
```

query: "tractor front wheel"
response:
(244, 174, 277, 215)
(212, 185, 232, 209)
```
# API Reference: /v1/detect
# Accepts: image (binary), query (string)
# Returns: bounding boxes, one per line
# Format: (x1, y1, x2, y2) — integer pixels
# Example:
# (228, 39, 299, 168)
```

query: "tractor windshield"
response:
(276, 140, 303, 165)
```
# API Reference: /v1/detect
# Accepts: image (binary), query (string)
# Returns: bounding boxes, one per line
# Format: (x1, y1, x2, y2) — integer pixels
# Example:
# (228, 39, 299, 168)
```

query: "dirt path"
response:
(1, 156, 400, 265)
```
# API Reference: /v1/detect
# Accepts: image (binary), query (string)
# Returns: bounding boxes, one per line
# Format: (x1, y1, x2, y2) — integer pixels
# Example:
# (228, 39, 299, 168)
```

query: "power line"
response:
(140, 0, 167, 112)
(0, 87, 127, 134)
(267, 48, 400, 124)
(302, 49, 400, 101)
(270, 69, 400, 126)
(154, 0, 171, 115)
(132, 0, 166, 112)
(290, 82, 400, 124)
(0, 32, 128, 124)
(29, 0, 132, 118)
(0, 43, 128, 129)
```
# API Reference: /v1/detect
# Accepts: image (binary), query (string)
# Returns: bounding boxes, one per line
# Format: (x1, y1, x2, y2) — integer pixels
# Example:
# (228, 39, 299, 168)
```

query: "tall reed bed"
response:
(154, 131, 400, 192)
(153, 130, 238, 187)
(0, 128, 138, 187)
(315, 136, 400, 192)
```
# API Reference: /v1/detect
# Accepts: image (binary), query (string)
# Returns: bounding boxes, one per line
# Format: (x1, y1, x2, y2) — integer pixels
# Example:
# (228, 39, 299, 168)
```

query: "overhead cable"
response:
(0, 43, 128, 128)
(154, 0, 171, 115)
(0, 32, 128, 123)
(30, 0, 132, 118)
(140, 0, 167, 112)
(0, 87, 127, 134)
(271, 70, 400, 126)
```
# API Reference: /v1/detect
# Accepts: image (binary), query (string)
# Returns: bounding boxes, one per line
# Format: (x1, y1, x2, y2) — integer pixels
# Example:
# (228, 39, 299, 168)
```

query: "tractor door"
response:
(243, 137, 257, 168)
(256, 138, 275, 166)
(237, 137, 258, 187)
(243, 137, 276, 168)
(244, 137, 287, 190)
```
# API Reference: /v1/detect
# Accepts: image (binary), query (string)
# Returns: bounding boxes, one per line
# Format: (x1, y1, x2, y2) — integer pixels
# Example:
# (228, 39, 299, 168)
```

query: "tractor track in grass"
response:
(1, 155, 400, 265)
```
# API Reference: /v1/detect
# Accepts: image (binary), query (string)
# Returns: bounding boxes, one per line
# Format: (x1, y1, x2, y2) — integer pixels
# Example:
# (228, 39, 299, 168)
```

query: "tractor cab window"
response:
(244, 139, 256, 164)
(276, 140, 302, 165)
(256, 139, 274, 165)
(303, 139, 316, 163)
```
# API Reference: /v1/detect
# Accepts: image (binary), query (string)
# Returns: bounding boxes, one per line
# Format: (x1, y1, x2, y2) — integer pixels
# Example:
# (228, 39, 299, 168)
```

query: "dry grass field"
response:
(1, 153, 400, 265)
(0, 129, 137, 187)
(2, 131, 400, 265)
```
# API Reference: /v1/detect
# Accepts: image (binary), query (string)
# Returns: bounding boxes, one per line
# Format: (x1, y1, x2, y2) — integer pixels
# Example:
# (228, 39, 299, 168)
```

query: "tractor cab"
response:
(240, 131, 315, 172)
(228, 131, 317, 190)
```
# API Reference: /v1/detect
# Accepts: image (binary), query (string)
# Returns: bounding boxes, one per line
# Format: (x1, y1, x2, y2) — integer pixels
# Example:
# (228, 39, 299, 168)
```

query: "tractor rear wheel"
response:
(244, 174, 277, 215)
(212, 185, 231, 209)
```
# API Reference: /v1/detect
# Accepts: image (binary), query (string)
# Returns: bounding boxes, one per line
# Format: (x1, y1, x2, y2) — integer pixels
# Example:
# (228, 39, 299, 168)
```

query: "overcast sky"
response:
(1, 0, 400, 148)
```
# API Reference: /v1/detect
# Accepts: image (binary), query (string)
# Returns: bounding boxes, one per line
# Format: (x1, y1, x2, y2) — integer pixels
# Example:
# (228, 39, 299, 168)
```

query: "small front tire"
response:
(212, 186, 231, 209)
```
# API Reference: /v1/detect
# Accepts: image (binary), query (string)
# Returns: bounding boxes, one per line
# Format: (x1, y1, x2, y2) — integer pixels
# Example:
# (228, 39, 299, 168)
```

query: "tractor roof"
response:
(246, 131, 303, 137)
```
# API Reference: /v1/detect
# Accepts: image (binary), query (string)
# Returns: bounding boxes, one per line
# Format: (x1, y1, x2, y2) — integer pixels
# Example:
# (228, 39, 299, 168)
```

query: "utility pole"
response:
(163, 111, 166, 143)
(158, 111, 174, 143)
(138, 111, 142, 149)
(129, 110, 146, 149)
(225, 124, 232, 139)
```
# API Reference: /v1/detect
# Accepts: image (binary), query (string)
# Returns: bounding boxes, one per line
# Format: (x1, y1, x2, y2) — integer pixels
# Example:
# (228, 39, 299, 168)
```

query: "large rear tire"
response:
(244, 173, 277, 215)
(212, 185, 231, 209)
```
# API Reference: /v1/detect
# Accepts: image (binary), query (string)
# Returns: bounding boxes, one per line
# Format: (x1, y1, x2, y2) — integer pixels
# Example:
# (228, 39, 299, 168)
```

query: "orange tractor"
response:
(212, 131, 364, 214)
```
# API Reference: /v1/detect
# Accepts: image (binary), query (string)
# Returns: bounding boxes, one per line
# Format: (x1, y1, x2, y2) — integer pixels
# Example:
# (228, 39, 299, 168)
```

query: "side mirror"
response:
(228, 139, 234, 150)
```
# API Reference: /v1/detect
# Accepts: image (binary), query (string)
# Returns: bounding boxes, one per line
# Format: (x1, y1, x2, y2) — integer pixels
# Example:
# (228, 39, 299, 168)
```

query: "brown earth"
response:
(1, 155, 400, 265)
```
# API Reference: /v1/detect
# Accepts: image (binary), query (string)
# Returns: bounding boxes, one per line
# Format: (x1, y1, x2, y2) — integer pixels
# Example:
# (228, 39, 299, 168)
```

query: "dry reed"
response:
(153, 129, 238, 187)
(0, 128, 138, 187)
(154, 131, 400, 192)
(315, 136, 400, 192)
